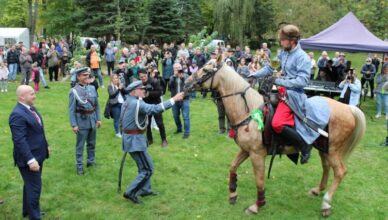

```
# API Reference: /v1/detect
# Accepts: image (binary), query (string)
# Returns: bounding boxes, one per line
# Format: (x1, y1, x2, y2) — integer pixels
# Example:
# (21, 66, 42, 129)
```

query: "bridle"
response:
(190, 61, 251, 113)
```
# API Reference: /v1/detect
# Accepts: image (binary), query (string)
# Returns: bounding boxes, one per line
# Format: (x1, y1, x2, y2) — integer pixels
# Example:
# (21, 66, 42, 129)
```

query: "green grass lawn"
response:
(1, 58, 387, 219)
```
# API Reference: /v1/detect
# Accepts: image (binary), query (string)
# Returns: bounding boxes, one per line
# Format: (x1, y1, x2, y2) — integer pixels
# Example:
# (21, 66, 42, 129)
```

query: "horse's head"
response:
(184, 55, 224, 92)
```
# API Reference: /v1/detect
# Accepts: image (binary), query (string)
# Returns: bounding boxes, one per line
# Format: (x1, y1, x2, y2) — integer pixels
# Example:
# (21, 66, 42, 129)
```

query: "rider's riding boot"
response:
(280, 126, 312, 164)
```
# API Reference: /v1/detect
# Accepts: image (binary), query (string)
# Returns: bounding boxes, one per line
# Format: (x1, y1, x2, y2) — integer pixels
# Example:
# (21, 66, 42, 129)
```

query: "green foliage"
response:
(177, 0, 203, 39)
(39, 0, 81, 36)
(189, 27, 218, 48)
(214, 0, 275, 46)
(146, 0, 184, 44)
(0, 0, 28, 27)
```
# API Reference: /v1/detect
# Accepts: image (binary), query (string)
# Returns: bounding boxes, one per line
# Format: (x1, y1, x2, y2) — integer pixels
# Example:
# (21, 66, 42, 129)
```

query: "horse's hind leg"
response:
(321, 154, 347, 217)
(229, 149, 249, 204)
(310, 151, 330, 196)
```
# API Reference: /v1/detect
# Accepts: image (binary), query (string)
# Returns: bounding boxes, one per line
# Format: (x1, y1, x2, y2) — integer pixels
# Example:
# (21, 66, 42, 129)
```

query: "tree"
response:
(0, 0, 28, 27)
(200, 0, 215, 33)
(39, 0, 81, 37)
(213, 0, 275, 46)
(272, 0, 336, 38)
(146, 0, 184, 44)
(177, 0, 203, 40)
(108, 0, 148, 42)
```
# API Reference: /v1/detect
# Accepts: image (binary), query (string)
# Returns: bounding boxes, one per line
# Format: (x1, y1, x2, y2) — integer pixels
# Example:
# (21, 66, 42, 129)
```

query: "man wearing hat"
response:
(361, 57, 377, 99)
(69, 67, 101, 175)
(250, 24, 313, 164)
(120, 80, 184, 204)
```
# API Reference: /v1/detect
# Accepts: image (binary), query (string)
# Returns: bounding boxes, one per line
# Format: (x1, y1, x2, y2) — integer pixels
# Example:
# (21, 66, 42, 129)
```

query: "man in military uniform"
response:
(69, 67, 101, 175)
(121, 80, 184, 204)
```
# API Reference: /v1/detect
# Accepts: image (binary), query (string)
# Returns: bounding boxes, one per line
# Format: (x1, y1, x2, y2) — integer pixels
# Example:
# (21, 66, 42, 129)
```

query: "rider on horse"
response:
(250, 24, 312, 164)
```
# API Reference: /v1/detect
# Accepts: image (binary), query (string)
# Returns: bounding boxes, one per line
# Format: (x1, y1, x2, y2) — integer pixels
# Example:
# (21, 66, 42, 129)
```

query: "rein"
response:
(212, 86, 251, 113)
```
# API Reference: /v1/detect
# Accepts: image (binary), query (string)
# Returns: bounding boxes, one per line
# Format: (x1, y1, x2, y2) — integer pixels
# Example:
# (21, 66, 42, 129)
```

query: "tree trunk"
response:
(27, 0, 38, 47)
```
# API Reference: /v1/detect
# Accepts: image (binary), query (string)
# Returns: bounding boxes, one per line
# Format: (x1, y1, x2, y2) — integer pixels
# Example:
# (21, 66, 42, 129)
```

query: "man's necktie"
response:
(30, 107, 42, 126)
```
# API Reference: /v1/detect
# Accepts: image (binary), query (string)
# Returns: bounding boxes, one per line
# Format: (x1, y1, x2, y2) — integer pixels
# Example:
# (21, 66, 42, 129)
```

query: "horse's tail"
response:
(342, 105, 366, 159)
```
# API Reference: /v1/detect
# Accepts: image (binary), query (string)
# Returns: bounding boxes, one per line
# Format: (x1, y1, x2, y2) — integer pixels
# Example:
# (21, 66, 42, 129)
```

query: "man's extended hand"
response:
(72, 126, 79, 134)
(28, 161, 40, 172)
(172, 92, 185, 102)
(96, 121, 101, 128)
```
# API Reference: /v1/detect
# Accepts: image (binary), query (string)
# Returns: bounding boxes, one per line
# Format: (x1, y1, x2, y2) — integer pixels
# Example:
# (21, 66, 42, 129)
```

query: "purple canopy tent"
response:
(300, 12, 388, 53)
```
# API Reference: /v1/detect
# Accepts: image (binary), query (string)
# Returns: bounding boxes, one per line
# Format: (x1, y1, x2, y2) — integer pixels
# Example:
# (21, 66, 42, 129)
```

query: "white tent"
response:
(0, 28, 30, 49)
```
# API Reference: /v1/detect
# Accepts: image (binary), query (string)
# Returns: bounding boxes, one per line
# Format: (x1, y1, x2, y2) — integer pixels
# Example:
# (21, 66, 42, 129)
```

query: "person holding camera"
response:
(162, 51, 174, 94)
(138, 69, 168, 147)
(338, 68, 361, 106)
(169, 63, 191, 139)
(361, 57, 376, 99)
(108, 74, 125, 138)
(374, 63, 388, 118)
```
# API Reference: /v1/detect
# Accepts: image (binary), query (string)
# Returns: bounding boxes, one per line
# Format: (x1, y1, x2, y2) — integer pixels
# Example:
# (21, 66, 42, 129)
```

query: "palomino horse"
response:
(184, 56, 366, 217)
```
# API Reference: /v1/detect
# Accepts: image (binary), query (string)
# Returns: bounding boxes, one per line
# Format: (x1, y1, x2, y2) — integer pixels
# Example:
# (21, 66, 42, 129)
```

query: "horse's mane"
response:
(217, 64, 263, 109)
(218, 64, 251, 91)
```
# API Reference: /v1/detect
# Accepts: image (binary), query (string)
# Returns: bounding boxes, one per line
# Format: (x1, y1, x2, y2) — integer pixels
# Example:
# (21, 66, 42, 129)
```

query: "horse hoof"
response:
(309, 188, 320, 196)
(229, 195, 238, 205)
(321, 208, 332, 217)
(244, 204, 258, 215)
(244, 208, 257, 215)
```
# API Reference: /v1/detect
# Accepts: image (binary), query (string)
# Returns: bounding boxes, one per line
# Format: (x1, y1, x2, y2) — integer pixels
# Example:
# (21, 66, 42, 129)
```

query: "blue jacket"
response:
(339, 79, 361, 106)
(9, 103, 49, 167)
(120, 96, 174, 152)
(69, 84, 101, 129)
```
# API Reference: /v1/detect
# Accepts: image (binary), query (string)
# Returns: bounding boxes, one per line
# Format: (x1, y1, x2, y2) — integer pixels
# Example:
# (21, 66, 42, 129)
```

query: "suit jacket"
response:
(120, 96, 173, 152)
(9, 103, 49, 167)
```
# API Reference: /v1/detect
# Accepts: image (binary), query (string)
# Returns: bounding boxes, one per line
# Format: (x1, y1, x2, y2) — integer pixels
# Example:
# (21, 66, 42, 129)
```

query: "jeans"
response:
(91, 68, 104, 86)
(111, 103, 122, 134)
(376, 93, 388, 115)
(38, 67, 47, 87)
(172, 100, 190, 135)
(8, 63, 18, 80)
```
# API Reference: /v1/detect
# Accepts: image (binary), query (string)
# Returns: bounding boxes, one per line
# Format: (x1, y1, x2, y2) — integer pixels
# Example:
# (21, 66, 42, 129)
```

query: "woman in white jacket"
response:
(338, 68, 361, 106)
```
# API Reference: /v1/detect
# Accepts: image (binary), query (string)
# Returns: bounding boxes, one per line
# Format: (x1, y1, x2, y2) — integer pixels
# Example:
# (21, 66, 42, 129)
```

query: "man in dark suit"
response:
(9, 85, 49, 220)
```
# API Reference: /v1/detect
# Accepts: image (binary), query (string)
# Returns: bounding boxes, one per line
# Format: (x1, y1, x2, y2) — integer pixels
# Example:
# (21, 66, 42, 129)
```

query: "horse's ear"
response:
(216, 54, 223, 65)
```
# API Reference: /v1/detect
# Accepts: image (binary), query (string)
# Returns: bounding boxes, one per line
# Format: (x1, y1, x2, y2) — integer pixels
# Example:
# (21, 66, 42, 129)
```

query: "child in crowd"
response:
(31, 63, 40, 92)
(0, 62, 9, 92)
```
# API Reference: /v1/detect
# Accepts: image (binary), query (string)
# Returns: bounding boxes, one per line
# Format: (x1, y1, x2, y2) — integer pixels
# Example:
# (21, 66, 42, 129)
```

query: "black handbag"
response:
(104, 99, 111, 119)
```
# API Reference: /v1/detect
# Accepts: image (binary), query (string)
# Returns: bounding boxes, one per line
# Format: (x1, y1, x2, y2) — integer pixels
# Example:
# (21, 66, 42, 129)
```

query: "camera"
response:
(145, 84, 153, 91)
(346, 68, 354, 81)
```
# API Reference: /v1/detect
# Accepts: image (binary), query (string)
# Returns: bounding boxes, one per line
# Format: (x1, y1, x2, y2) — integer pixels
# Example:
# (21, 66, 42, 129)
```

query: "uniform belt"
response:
(122, 129, 145, 134)
(76, 109, 96, 114)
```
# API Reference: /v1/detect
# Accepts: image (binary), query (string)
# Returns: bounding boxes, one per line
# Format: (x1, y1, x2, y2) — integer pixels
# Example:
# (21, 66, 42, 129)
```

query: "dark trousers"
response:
(162, 79, 169, 95)
(125, 151, 153, 196)
(19, 165, 43, 220)
(361, 77, 375, 98)
(146, 113, 166, 142)
(20, 69, 31, 85)
(106, 61, 115, 76)
(48, 65, 59, 81)
(60, 60, 68, 77)
(216, 99, 230, 131)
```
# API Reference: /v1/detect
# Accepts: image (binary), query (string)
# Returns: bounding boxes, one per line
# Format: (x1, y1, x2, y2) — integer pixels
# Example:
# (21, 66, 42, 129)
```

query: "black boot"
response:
(280, 126, 312, 164)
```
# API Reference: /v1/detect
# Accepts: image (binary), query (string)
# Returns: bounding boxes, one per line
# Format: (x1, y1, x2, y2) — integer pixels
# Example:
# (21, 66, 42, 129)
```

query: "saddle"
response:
(259, 77, 329, 166)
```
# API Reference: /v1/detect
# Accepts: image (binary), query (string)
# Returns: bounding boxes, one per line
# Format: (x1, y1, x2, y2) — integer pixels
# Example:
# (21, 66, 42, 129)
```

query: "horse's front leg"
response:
(245, 148, 266, 214)
(229, 149, 249, 204)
